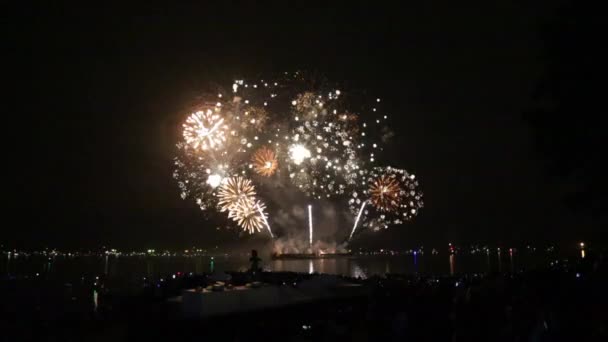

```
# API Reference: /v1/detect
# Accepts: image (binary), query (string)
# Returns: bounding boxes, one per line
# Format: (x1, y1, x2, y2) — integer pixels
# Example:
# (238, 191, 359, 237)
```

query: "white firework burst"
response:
(183, 109, 227, 151)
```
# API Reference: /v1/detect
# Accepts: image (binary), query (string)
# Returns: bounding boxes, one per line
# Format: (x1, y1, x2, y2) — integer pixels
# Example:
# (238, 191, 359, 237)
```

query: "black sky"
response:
(4, 1, 581, 249)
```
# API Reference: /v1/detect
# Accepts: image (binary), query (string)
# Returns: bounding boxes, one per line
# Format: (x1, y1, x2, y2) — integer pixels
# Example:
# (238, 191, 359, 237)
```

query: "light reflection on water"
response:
(498, 250, 502, 272)
(449, 254, 455, 276)
(1, 252, 546, 279)
(93, 289, 98, 312)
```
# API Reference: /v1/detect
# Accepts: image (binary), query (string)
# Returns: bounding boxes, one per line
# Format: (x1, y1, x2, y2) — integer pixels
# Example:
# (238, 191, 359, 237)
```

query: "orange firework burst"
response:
(251, 146, 278, 177)
(369, 175, 402, 212)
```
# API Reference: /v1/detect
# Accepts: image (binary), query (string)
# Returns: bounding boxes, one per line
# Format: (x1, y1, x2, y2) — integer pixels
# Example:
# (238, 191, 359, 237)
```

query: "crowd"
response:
(1, 251, 606, 341)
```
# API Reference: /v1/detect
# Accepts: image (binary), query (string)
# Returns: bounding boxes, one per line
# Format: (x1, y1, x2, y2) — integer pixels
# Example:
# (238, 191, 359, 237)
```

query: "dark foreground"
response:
(1, 254, 607, 341)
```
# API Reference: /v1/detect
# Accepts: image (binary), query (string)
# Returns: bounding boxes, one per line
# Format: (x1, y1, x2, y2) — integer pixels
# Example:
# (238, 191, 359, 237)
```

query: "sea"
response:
(2, 249, 563, 280)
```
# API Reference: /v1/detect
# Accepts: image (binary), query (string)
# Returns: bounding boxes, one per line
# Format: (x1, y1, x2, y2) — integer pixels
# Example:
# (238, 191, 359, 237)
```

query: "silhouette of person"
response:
(249, 249, 262, 273)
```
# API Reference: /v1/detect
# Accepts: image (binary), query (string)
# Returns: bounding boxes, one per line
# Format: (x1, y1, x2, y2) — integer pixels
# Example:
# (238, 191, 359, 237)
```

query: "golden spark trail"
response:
(308, 204, 313, 247)
(349, 200, 368, 240)
(258, 204, 274, 238)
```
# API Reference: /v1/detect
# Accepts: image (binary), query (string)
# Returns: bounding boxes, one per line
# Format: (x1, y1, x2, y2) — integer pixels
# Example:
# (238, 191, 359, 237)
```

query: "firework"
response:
(173, 73, 416, 238)
(251, 146, 278, 177)
(227, 198, 267, 234)
(228, 197, 265, 234)
(369, 175, 402, 211)
(183, 109, 227, 151)
(206, 174, 223, 188)
(257, 203, 274, 238)
(175, 78, 286, 232)
(349, 166, 423, 231)
(349, 200, 368, 240)
(285, 91, 361, 199)
(173, 142, 222, 211)
(239, 106, 268, 131)
(294, 92, 317, 112)
(308, 204, 313, 247)
(217, 176, 257, 212)
(288, 144, 311, 165)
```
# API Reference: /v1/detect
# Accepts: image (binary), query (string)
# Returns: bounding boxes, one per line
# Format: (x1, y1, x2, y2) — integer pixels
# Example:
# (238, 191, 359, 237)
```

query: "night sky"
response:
(4, 2, 585, 249)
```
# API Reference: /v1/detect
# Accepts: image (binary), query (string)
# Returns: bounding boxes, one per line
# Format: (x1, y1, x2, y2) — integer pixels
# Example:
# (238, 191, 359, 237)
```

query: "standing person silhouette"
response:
(249, 249, 262, 273)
